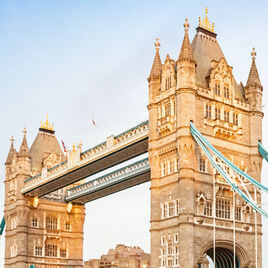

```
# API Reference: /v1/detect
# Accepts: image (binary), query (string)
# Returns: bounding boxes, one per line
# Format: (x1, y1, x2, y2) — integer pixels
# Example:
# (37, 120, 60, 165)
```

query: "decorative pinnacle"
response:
(40, 114, 54, 131)
(23, 127, 27, 136)
(10, 136, 14, 143)
(251, 47, 257, 60)
(72, 143, 76, 152)
(183, 18, 190, 33)
(199, 7, 215, 33)
(154, 38, 160, 52)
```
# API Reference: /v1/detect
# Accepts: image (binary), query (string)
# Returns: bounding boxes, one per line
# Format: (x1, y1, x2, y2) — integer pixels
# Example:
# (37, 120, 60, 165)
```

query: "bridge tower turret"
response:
(148, 9, 263, 268)
(4, 118, 85, 268)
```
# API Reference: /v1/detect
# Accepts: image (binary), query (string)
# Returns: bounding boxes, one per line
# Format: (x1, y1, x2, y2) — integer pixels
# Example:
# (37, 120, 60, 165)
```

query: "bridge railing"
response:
(66, 157, 150, 201)
(22, 120, 149, 192)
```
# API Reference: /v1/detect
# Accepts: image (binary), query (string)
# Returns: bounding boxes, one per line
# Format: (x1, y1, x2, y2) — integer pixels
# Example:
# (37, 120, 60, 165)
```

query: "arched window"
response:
(46, 216, 57, 230)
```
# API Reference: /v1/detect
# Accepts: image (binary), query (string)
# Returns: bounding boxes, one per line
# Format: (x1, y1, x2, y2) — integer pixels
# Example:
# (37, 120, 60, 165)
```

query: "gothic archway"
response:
(199, 240, 250, 268)
(206, 247, 240, 268)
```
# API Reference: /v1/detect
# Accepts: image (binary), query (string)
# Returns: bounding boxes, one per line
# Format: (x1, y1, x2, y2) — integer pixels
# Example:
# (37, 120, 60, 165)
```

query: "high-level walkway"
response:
(21, 121, 148, 197)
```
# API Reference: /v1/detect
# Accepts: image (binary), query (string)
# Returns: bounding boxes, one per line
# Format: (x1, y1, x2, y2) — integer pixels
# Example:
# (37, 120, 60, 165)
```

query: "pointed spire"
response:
(18, 127, 30, 156)
(178, 18, 195, 63)
(165, 54, 171, 63)
(246, 47, 262, 87)
(149, 38, 162, 77)
(5, 136, 15, 165)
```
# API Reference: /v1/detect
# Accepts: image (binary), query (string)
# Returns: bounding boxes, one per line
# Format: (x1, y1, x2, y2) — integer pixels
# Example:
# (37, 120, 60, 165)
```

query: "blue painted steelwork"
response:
(259, 141, 268, 162)
(0, 216, 5, 235)
(190, 122, 268, 218)
(66, 158, 150, 202)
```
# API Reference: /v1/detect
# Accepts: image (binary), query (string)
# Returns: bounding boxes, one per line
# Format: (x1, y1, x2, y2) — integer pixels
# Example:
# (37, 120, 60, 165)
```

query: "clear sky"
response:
(0, 0, 267, 267)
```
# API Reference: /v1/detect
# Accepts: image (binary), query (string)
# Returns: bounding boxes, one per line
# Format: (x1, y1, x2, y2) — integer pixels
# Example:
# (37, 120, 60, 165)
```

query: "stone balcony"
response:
(157, 115, 176, 136)
(204, 118, 242, 139)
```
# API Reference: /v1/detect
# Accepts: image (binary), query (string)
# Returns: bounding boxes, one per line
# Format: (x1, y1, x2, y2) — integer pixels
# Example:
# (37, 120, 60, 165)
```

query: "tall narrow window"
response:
(224, 110, 230, 122)
(204, 201, 212, 216)
(233, 113, 238, 125)
(35, 246, 42, 256)
(206, 104, 212, 118)
(65, 222, 71, 231)
(170, 160, 174, 174)
(60, 249, 67, 258)
(168, 202, 174, 217)
(224, 85, 230, 98)
(165, 103, 171, 116)
(235, 207, 242, 221)
(167, 243, 173, 255)
(165, 76, 171, 90)
(199, 158, 206, 172)
(215, 107, 221, 120)
(215, 81, 221, 95)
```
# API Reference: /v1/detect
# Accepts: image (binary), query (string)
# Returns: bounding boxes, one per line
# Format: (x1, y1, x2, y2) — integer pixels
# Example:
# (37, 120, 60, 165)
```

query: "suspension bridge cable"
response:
(190, 122, 268, 218)
(258, 141, 268, 162)
(190, 122, 268, 193)
(255, 188, 258, 268)
(233, 190, 236, 268)
(213, 168, 216, 268)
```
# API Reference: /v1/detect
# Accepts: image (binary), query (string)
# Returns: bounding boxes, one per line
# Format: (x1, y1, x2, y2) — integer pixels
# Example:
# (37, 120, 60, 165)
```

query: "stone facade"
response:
(84, 244, 150, 268)
(148, 12, 263, 268)
(4, 123, 85, 268)
(3, 9, 264, 268)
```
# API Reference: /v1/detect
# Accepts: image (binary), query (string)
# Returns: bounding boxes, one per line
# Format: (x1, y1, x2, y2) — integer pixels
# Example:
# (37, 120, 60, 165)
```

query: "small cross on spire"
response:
(183, 18, 190, 33)
(251, 47, 257, 60)
(154, 38, 160, 52)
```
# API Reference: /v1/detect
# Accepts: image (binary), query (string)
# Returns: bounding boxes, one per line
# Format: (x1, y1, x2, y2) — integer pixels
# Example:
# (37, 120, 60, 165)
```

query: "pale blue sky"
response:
(0, 0, 267, 266)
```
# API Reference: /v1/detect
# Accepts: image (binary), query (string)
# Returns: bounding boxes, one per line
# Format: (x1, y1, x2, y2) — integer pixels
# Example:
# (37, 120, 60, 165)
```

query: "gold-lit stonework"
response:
(199, 7, 215, 32)
(40, 114, 54, 130)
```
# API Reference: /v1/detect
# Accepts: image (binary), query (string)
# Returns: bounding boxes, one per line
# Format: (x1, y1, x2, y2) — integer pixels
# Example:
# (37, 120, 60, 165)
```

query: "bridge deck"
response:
(66, 158, 150, 204)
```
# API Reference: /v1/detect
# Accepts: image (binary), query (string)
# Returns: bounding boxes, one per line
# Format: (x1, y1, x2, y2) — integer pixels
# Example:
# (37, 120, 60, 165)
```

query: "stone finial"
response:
(18, 127, 30, 156)
(178, 18, 195, 63)
(5, 136, 15, 165)
(154, 38, 160, 52)
(149, 38, 162, 77)
(183, 18, 190, 33)
(251, 47, 256, 60)
(23, 127, 27, 136)
(246, 47, 262, 87)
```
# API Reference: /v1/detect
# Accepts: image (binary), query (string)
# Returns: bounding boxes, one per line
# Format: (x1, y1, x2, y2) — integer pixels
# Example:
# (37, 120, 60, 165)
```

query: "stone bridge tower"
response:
(4, 118, 85, 267)
(148, 10, 263, 268)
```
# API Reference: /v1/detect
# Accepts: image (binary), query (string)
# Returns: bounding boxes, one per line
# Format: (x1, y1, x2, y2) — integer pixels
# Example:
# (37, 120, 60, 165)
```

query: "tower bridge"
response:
(2, 9, 267, 268)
